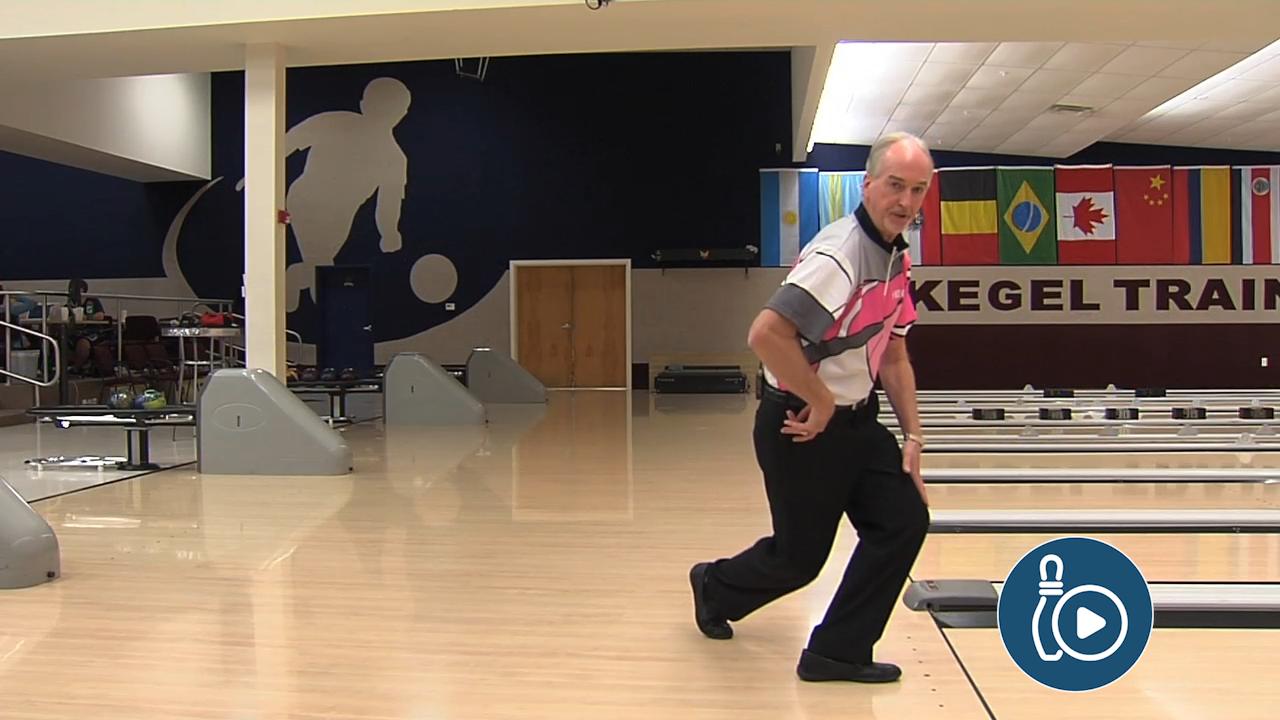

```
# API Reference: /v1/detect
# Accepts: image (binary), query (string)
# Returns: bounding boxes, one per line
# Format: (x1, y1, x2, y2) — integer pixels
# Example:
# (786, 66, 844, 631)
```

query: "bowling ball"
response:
(140, 389, 166, 410)
(319, 367, 338, 382)
(133, 389, 166, 410)
(107, 391, 133, 410)
(339, 367, 358, 381)
(300, 367, 319, 382)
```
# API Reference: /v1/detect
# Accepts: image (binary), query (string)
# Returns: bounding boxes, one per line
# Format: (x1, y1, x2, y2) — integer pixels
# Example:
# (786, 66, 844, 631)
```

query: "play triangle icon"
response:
(1077, 606, 1106, 640)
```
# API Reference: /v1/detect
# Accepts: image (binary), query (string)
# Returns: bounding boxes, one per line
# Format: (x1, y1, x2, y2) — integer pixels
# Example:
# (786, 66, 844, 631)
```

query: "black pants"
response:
(705, 390, 929, 664)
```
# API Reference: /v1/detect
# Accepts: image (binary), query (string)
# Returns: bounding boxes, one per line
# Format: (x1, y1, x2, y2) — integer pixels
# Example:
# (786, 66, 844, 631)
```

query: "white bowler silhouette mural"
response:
(166, 76, 460, 322)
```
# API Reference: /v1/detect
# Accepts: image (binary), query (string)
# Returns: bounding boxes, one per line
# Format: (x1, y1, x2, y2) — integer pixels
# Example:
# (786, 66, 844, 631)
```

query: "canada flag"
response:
(1055, 164, 1116, 264)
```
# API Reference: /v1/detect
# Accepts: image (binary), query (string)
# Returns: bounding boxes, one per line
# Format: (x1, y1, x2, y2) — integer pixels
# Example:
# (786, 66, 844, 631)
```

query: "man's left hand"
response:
(902, 439, 927, 506)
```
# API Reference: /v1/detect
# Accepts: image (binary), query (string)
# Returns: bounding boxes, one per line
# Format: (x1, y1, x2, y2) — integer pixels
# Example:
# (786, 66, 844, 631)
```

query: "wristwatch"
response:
(903, 432, 926, 448)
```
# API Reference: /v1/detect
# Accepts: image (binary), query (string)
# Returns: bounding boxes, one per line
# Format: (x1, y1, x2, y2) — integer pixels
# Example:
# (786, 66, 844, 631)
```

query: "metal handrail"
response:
(0, 319, 60, 389)
(225, 328, 307, 368)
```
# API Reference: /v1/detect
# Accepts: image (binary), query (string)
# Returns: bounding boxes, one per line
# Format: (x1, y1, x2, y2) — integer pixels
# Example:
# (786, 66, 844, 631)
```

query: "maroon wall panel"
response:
(906, 324, 1277, 390)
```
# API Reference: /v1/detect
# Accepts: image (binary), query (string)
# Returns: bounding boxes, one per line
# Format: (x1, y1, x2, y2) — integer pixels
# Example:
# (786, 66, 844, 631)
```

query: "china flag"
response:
(1114, 166, 1174, 264)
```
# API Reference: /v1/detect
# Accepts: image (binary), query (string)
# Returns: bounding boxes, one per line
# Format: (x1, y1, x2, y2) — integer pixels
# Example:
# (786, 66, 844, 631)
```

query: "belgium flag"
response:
(940, 168, 998, 265)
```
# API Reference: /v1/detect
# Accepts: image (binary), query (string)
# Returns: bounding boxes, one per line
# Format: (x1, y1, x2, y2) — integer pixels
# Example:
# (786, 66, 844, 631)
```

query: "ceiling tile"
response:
(962, 125, 1020, 142)
(1023, 68, 1092, 95)
(927, 42, 997, 64)
(1252, 107, 1280, 123)
(891, 104, 945, 122)
(1096, 98, 1164, 118)
(1199, 39, 1277, 53)
(976, 111, 1043, 130)
(1025, 112, 1087, 131)
(912, 62, 978, 87)
(1055, 95, 1116, 112)
(965, 65, 1034, 91)
(1214, 102, 1270, 119)
(1133, 113, 1197, 131)
(1043, 43, 1129, 72)
(1070, 73, 1148, 98)
(1111, 127, 1173, 142)
(901, 84, 958, 106)
(950, 137, 1006, 152)
(1042, 135, 1095, 154)
(1098, 46, 1189, 75)
(1123, 76, 1198, 101)
(853, 97, 906, 115)
(948, 86, 1015, 109)
(1247, 84, 1280, 105)
(1071, 116, 1131, 134)
(998, 92, 1061, 112)
(934, 106, 991, 124)
(881, 119, 931, 137)
(1174, 100, 1244, 119)
(1238, 56, 1280, 81)
(926, 117, 986, 140)
(1163, 126, 1232, 144)
(995, 138, 1056, 155)
(1197, 78, 1277, 103)
(986, 42, 1065, 69)
(1157, 50, 1250, 79)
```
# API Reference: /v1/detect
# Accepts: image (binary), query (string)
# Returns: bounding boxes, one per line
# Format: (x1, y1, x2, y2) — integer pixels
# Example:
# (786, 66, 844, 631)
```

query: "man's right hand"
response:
(781, 397, 835, 443)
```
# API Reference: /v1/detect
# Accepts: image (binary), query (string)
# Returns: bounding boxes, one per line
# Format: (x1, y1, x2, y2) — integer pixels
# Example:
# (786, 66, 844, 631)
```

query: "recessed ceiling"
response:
(811, 39, 1280, 156)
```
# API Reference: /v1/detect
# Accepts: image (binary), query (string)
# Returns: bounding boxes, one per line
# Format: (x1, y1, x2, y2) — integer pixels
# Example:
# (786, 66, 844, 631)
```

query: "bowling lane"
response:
(914, 532, 1280, 582)
(944, 628, 1275, 720)
(917, 470, 1280, 583)
(927, 480, 1280, 510)
(922, 450, 1280, 470)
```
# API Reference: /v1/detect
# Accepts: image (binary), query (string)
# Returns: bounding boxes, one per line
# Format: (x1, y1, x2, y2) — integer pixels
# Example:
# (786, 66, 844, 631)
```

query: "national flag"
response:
(760, 168, 820, 267)
(818, 171, 865, 227)
(1234, 166, 1279, 264)
(1056, 164, 1116, 264)
(939, 167, 998, 265)
(914, 170, 941, 265)
(1173, 166, 1232, 264)
(997, 167, 1056, 264)
(1114, 166, 1174, 264)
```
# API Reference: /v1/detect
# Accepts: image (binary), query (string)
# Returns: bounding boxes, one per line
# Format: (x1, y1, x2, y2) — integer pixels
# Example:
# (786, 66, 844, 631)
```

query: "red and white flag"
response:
(1055, 164, 1116, 264)
(1239, 166, 1280, 265)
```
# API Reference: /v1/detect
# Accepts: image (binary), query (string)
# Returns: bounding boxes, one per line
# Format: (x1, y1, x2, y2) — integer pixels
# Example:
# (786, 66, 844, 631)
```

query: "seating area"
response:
(2, 289, 241, 418)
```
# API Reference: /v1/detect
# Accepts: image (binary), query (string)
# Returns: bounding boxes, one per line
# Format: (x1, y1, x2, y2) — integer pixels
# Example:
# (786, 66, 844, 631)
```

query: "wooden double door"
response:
(515, 264, 628, 388)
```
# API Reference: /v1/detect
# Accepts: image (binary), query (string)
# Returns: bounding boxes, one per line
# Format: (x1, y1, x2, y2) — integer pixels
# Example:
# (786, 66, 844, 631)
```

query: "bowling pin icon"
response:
(1033, 554, 1065, 662)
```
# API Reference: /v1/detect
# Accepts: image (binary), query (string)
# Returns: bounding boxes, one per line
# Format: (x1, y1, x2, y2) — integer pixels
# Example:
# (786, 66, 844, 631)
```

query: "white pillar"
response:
(243, 43, 287, 378)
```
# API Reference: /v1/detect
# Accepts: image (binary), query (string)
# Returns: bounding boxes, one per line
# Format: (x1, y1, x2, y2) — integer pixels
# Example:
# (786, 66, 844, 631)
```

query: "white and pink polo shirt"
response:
(762, 204, 916, 407)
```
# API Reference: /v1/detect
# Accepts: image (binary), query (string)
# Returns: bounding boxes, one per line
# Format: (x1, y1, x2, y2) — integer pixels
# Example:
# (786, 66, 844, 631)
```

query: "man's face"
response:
(862, 143, 934, 238)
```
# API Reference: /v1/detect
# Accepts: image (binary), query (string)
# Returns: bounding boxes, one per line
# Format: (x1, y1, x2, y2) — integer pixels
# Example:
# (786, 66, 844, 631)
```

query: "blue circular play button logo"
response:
(997, 537, 1153, 692)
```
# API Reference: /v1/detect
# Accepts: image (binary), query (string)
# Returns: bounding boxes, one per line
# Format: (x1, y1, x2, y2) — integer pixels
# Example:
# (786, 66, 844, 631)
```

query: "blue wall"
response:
(0, 150, 196, 280)
(172, 51, 793, 341)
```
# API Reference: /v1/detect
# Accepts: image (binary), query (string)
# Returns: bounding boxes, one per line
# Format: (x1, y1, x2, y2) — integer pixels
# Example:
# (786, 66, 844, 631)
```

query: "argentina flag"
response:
(759, 168, 819, 267)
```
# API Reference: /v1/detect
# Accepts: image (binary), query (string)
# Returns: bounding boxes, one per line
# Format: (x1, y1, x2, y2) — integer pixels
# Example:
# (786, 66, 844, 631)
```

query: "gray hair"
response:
(866, 132, 931, 177)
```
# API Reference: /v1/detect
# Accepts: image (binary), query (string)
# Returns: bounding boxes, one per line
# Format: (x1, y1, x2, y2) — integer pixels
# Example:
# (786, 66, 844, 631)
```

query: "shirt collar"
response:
(854, 203, 910, 254)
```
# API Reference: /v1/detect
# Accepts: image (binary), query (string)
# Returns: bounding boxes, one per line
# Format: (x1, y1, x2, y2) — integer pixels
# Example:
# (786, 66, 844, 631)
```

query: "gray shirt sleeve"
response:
(765, 284, 835, 343)
(764, 249, 854, 343)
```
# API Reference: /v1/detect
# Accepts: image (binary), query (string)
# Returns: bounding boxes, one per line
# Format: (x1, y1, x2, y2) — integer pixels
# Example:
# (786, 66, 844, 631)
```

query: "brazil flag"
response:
(998, 167, 1057, 264)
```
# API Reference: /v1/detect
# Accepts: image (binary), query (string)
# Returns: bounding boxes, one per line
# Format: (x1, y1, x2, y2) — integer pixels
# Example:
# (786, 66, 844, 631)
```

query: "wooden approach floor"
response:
(1, 390, 1276, 719)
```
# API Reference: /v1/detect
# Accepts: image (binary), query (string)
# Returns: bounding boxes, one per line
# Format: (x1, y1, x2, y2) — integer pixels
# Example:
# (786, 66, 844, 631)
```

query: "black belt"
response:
(760, 382, 875, 418)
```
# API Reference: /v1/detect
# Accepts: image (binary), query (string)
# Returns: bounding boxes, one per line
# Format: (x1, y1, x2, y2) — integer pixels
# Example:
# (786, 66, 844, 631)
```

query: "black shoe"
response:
(689, 562, 733, 640)
(796, 649, 901, 683)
